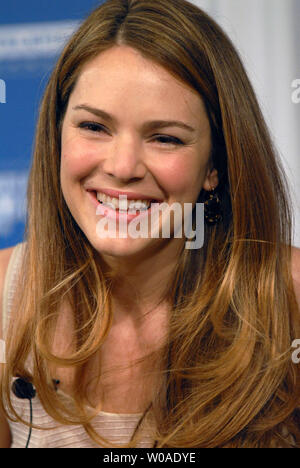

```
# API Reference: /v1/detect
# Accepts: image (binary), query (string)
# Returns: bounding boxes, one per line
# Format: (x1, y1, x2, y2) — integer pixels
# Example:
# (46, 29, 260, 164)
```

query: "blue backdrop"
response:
(0, 0, 104, 249)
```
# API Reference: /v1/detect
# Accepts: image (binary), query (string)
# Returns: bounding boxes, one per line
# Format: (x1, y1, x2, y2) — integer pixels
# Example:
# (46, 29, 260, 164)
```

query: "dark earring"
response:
(204, 187, 222, 225)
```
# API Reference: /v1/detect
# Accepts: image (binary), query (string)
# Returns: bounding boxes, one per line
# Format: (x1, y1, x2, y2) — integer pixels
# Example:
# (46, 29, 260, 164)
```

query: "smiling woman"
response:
(60, 45, 214, 259)
(0, 0, 300, 449)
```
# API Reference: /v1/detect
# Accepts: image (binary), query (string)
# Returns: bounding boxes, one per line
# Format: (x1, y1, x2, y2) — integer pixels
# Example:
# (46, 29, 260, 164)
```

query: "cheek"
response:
(155, 156, 207, 199)
(60, 135, 98, 182)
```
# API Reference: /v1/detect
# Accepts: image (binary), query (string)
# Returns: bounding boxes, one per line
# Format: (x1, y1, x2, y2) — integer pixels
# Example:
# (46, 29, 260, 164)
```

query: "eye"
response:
(152, 134, 184, 146)
(78, 121, 108, 133)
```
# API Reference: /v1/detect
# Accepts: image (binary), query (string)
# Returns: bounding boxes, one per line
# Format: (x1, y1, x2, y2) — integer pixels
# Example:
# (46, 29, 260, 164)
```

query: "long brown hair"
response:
(1, 0, 300, 447)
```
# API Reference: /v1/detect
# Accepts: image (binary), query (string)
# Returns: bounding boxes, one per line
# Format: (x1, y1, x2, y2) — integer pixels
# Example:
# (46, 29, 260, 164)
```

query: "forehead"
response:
(68, 45, 208, 124)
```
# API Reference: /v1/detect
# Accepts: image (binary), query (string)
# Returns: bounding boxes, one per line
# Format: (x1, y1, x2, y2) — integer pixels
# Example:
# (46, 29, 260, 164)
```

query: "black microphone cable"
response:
(12, 377, 36, 448)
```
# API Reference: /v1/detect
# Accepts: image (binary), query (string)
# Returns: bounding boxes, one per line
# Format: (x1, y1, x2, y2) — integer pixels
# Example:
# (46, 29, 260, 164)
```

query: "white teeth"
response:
(128, 201, 148, 211)
(96, 192, 152, 211)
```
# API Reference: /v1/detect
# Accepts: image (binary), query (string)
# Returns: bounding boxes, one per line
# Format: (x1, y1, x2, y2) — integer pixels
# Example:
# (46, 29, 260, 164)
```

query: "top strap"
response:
(2, 243, 25, 339)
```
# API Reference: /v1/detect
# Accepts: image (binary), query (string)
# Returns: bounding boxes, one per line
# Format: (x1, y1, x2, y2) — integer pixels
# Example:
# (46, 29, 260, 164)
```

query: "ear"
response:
(202, 168, 219, 191)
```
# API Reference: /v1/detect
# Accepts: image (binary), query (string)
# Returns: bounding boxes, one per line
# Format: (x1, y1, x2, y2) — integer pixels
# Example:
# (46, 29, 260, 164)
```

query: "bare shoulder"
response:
(0, 246, 15, 273)
(0, 246, 15, 285)
(291, 246, 300, 307)
(0, 246, 16, 338)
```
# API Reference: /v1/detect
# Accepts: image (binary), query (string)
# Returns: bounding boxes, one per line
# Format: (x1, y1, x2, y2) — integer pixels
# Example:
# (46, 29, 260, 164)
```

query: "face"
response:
(60, 45, 217, 261)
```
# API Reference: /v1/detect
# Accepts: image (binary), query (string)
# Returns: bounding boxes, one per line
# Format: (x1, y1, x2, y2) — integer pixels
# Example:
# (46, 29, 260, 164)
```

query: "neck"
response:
(97, 238, 184, 322)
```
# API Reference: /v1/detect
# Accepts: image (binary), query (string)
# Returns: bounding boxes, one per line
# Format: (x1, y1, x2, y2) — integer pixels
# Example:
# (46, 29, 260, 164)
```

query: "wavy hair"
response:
(2, 0, 300, 447)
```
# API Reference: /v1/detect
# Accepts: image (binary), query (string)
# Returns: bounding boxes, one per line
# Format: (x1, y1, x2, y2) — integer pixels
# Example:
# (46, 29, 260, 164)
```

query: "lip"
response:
(86, 187, 163, 202)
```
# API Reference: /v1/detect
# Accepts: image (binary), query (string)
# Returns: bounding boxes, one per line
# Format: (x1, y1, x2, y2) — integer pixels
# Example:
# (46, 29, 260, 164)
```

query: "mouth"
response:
(87, 190, 163, 221)
(96, 191, 159, 212)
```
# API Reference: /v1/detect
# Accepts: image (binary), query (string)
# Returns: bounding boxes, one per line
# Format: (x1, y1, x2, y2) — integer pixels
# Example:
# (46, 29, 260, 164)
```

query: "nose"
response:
(102, 133, 147, 182)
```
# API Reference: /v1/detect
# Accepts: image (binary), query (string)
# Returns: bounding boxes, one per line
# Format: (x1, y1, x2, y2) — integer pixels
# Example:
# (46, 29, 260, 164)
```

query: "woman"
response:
(1, 0, 300, 448)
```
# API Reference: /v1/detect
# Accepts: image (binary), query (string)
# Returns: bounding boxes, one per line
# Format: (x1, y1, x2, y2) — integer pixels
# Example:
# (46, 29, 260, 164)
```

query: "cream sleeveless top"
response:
(2, 243, 154, 448)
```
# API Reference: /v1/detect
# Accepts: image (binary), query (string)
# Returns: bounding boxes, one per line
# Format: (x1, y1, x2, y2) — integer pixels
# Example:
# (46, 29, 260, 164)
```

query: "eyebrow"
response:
(72, 104, 196, 133)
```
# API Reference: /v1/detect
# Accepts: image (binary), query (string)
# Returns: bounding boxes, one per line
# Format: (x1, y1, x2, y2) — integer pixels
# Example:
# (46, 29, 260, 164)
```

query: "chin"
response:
(88, 234, 162, 260)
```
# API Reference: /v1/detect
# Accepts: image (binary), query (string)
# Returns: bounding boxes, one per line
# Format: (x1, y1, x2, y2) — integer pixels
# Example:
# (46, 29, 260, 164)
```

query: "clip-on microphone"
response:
(12, 378, 36, 448)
